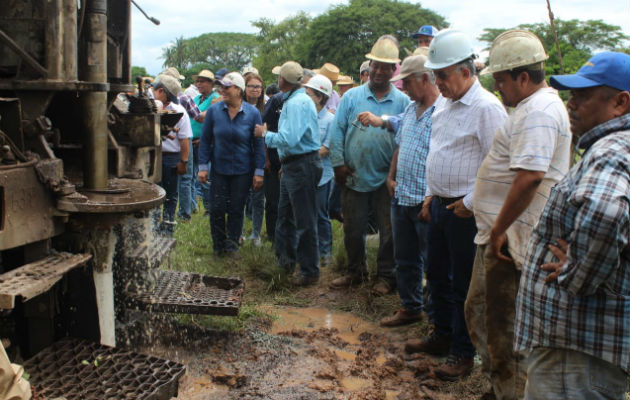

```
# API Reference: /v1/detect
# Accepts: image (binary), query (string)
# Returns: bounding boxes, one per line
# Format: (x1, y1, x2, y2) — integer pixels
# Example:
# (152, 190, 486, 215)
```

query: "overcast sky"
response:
(131, 0, 630, 75)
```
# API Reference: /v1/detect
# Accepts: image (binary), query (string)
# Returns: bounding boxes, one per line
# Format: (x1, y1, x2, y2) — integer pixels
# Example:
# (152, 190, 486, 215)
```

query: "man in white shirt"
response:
(465, 30, 571, 400)
(152, 74, 192, 236)
(404, 30, 508, 381)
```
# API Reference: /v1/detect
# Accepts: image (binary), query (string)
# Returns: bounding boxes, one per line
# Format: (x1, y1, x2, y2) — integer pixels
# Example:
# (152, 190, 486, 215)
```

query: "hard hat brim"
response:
(365, 53, 400, 64)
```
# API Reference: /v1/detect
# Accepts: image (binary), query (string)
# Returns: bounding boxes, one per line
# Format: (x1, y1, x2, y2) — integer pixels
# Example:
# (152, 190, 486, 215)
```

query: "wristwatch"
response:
(381, 115, 389, 129)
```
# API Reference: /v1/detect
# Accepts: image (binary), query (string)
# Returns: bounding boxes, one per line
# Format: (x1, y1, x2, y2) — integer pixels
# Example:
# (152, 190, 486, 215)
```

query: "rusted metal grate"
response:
(23, 338, 185, 400)
(127, 270, 244, 316)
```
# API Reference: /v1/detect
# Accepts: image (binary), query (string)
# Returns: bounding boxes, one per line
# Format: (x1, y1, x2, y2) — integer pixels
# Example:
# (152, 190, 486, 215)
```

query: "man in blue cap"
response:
(514, 51, 630, 399)
(412, 25, 438, 48)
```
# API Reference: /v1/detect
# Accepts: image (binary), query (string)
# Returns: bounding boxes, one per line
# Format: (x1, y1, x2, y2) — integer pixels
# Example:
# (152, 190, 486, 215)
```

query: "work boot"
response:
(379, 309, 423, 327)
(293, 275, 319, 287)
(404, 331, 451, 355)
(433, 353, 474, 381)
(370, 278, 394, 296)
(329, 274, 366, 289)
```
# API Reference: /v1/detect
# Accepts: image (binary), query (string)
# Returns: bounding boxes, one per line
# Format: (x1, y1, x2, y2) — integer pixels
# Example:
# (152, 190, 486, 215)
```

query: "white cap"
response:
(218, 72, 246, 91)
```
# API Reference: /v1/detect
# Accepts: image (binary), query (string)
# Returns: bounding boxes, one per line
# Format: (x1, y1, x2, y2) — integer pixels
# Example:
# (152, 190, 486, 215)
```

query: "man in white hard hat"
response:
(254, 61, 323, 286)
(359, 61, 370, 84)
(404, 29, 507, 381)
(329, 36, 410, 295)
(465, 30, 571, 400)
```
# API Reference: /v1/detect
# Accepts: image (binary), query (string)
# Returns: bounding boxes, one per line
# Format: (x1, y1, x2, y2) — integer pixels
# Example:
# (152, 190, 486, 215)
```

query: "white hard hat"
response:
(304, 74, 333, 97)
(482, 30, 548, 75)
(425, 29, 475, 70)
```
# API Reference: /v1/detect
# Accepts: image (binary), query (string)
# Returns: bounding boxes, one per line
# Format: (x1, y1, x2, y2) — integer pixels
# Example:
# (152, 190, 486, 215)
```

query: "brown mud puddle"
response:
(136, 307, 484, 399)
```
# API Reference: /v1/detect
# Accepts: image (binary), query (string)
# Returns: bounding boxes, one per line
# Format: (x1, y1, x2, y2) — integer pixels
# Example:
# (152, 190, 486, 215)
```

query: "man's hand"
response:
(356, 111, 383, 127)
(418, 196, 433, 222)
(192, 138, 200, 148)
(489, 230, 512, 262)
(541, 238, 569, 283)
(253, 175, 263, 191)
(176, 161, 187, 175)
(446, 198, 473, 218)
(319, 145, 330, 158)
(386, 176, 397, 197)
(198, 170, 209, 184)
(334, 165, 353, 186)
(254, 123, 267, 138)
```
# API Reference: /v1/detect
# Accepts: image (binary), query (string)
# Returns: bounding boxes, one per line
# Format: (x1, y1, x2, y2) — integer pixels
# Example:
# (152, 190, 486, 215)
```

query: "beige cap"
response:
(413, 46, 430, 56)
(278, 61, 303, 84)
(337, 75, 355, 86)
(161, 66, 185, 81)
(318, 63, 340, 82)
(192, 69, 215, 81)
(366, 37, 400, 64)
(271, 65, 282, 75)
(242, 66, 259, 76)
(390, 55, 430, 82)
(153, 74, 182, 104)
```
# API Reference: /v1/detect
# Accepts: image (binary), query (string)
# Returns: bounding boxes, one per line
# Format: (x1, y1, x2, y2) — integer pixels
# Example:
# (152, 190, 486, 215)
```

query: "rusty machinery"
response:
(0, 1, 243, 398)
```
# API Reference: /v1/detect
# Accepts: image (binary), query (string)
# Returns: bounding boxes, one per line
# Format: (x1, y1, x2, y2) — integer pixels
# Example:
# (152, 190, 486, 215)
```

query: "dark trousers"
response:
(264, 164, 281, 243)
(157, 152, 180, 236)
(425, 196, 477, 357)
(209, 172, 251, 253)
(274, 153, 322, 277)
(341, 184, 395, 282)
(391, 202, 428, 313)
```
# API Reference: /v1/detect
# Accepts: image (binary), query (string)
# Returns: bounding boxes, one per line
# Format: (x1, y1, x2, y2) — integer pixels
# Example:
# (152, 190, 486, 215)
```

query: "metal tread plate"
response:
(0, 252, 92, 309)
(23, 338, 185, 400)
(127, 270, 244, 316)
(128, 237, 177, 267)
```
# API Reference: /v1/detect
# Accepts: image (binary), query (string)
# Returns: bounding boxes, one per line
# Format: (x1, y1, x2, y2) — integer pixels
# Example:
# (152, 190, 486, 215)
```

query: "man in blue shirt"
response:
(329, 37, 410, 294)
(254, 61, 323, 286)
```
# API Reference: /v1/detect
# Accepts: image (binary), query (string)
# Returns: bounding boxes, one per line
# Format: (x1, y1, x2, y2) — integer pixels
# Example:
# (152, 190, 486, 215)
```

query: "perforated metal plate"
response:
(127, 270, 244, 316)
(23, 338, 185, 400)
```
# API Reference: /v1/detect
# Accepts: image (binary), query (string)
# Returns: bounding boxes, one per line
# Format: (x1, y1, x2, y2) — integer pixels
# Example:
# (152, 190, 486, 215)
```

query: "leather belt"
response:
(280, 150, 318, 165)
(435, 195, 463, 206)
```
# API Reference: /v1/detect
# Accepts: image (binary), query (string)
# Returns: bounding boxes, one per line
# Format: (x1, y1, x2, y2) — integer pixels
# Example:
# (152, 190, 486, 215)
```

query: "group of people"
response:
(149, 23, 630, 400)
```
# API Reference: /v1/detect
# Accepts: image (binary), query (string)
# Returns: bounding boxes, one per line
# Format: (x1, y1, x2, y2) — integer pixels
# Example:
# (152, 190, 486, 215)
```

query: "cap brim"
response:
(271, 66, 281, 75)
(390, 71, 412, 82)
(549, 74, 601, 90)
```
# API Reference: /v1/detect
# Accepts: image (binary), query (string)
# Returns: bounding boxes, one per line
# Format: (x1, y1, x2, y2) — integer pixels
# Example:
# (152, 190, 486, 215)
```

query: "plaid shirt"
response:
(177, 92, 201, 120)
(393, 99, 441, 206)
(514, 113, 630, 373)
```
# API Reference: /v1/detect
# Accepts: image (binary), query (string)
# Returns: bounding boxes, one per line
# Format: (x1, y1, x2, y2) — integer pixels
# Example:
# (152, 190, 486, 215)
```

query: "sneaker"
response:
(433, 354, 474, 381)
(370, 278, 394, 296)
(293, 275, 319, 287)
(379, 309, 423, 327)
(404, 331, 451, 355)
(329, 274, 366, 289)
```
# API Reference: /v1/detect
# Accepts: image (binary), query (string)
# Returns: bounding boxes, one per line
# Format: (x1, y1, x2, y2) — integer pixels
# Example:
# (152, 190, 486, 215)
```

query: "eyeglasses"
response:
(351, 118, 367, 131)
(246, 84, 263, 90)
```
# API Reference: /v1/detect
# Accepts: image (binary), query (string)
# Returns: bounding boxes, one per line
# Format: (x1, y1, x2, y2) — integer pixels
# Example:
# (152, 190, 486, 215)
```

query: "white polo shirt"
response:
(161, 102, 192, 153)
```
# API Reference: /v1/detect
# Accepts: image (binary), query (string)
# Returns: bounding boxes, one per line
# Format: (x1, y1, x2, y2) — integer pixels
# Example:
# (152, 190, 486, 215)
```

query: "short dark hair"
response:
(508, 65, 545, 84)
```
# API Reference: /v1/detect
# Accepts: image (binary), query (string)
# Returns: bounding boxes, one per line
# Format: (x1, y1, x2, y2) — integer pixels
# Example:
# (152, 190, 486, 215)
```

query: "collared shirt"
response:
(161, 102, 192, 153)
(178, 92, 201, 120)
(325, 89, 341, 112)
(330, 83, 410, 192)
(425, 80, 507, 209)
(262, 91, 284, 169)
(394, 97, 444, 206)
(473, 87, 571, 267)
(514, 113, 630, 374)
(265, 88, 320, 159)
(191, 92, 220, 139)
(198, 100, 265, 176)
(317, 107, 335, 186)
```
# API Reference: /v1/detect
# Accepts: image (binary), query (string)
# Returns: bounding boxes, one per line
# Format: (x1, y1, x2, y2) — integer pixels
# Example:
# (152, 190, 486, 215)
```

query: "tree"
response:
(252, 12, 312, 84)
(161, 36, 188, 71)
(294, 0, 447, 80)
(131, 66, 148, 80)
(479, 19, 629, 76)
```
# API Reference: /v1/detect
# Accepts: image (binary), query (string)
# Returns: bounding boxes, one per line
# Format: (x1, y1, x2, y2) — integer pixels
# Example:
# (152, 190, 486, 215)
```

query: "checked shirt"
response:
(514, 113, 630, 373)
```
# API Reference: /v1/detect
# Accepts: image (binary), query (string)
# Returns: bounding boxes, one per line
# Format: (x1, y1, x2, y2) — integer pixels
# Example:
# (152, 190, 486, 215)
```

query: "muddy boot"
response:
(404, 331, 451, 355)
(293, 275, 319, 287)
(380, 309, 423, 327)
(329, 274, 365, 289)
(433, 354, 474, 381)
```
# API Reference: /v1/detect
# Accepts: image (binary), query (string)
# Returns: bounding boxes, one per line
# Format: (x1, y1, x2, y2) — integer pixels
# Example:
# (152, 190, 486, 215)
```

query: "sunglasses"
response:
(246, 84, 263, 90)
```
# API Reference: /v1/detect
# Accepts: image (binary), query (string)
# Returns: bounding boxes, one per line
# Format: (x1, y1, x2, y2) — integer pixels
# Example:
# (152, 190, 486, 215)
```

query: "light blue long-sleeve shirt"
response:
(265, 88, 320, 159)
(330, 84, 410, 192)
(317, 107, 335, 186)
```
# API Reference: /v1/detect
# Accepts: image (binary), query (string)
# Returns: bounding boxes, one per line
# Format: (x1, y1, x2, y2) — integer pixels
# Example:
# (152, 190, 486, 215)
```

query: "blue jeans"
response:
(391, 202, 427, 314)
(193, 143, 211, 212)
(177, 140, 194, 219)
(329, 181, 342, 216)
(341, 184, 395, 282)
(525, 347, 628, 400)
(425, 196, 477, 358)
(209, 172, 251, 253)
(275, 152, 322, 277)
(264, 164, 281, 243)
(157, 152, 180, 236)
(245, 188, 265, 238)
(316, 180, 333, 257)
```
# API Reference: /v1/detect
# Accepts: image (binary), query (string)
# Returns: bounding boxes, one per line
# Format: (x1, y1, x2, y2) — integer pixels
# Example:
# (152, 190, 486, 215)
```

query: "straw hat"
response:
(365, 37, 400, 64)
(318, 63, 340, 82)
(337, 75, 355, 86)
(192, 69, 215, 81)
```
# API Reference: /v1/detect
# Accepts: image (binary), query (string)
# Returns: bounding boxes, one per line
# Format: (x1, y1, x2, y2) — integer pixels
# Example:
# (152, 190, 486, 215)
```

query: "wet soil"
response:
(133, 305, 487, 400)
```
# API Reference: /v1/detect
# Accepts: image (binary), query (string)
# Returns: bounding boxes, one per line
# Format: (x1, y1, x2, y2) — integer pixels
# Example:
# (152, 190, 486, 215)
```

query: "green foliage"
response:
(479, 19, 629, 77)
(295, 0, 447, 81)
(131, 65, 149, 80)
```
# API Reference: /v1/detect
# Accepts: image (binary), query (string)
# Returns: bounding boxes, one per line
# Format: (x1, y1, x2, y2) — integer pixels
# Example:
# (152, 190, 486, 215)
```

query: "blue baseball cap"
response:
(215, 67, 230, 81)
(412, 25, 438, 38)
(550, 51, 630, 92)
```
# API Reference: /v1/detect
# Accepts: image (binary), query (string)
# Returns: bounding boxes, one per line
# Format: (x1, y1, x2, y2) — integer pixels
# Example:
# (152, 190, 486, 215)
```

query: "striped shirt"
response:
(514, 113, 630, 374)
(473, 87, 571, 267)
(425, 80, 507, 209)
(393, 98, 444, 206)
